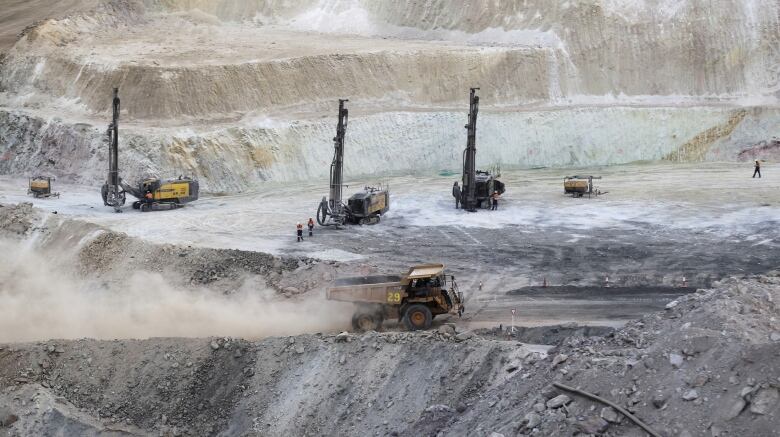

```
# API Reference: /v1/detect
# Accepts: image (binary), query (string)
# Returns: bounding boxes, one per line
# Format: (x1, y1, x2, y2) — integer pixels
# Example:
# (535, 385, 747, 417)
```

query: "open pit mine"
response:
(0, 1, 779, 436)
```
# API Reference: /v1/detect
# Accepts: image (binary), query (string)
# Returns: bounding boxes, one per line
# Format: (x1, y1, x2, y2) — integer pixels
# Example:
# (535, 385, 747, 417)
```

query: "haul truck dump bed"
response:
(327, 264, 464, 331)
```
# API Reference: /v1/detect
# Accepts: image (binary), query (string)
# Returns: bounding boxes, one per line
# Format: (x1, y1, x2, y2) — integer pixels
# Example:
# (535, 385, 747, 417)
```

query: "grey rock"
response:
(682, 389, 699, 401)
(210, 341, 219, 351)
(551, 354, 568, 368)
(575, 416, 609, 434)
(541, 385, 559, 400)
(724, 397, 746, 420)
(455, 331, 475, 342)
(749, 388, 779, 415)
(0, 408, 19, 427)
(424, 404, 454, 413)
(546, 394, 572, 409)
(692, 373, 710, 387)
(770, 332, 780, 342)
(295, 346, 305, 355)
(489, 433, 504, 437)
(669, 353, 684, 368)
(652, 392, 668, 408)
(335, 332, 351, 343)
(740, 386, 757, 398)
(533, 402, 546, 413)
(523, 412, 542, 429)
(600, 406, 621, 423)
(438, 324, 456, 336)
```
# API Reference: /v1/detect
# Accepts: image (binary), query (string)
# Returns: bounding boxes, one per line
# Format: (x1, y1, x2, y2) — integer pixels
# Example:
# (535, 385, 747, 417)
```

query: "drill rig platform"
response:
(317, 99, 389, 226)
(100, 88, 199, 213)
(453, 88, 505, 211)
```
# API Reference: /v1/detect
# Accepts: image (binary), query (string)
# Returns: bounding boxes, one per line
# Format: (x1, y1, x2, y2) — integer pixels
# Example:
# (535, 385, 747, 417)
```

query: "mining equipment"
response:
(326, 263, 464, 331)
(453, 88, 505, 211)
(563, 175, 605, 198)
(317, 99, 389, 226)
(27, 176, 60, 198)
(100, 88, 199, 212)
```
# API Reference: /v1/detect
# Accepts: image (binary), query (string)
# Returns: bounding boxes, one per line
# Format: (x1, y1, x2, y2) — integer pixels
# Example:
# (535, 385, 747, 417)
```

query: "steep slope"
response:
(0, 0, 778, 191)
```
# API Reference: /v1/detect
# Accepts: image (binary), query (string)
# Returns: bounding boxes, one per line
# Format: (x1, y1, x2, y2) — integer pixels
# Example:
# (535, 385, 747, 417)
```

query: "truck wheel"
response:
(351, 312, 383, 332)
(403, 304, 432, 331)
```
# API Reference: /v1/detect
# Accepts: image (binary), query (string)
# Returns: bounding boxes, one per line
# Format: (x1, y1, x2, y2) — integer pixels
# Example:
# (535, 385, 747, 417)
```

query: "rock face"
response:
(0, 0, 778, 190)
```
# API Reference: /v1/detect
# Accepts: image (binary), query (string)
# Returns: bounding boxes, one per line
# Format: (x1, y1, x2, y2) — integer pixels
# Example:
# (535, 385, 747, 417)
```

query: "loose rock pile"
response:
(0, 273, 778, 436)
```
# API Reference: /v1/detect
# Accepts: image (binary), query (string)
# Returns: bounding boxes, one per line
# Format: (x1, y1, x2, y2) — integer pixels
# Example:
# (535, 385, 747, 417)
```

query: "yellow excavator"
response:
(101, 88, 199, 212)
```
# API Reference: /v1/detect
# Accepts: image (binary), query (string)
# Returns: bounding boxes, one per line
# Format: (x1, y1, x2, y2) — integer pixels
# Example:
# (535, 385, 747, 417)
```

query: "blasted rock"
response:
(546, 395, 571, 409)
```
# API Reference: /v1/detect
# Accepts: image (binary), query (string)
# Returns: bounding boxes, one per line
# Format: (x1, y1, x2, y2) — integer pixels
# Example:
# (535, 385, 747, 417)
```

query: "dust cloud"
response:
(0, 239, 352, 342)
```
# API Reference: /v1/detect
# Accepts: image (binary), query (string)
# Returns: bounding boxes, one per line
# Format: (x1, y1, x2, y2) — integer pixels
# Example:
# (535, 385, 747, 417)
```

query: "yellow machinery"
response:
(327, 263, 464, 331)
(130, 177, 199, 212)
(564, 175, 605, 198)
(100, 88, 199, 212)
(28, 176, 59, 198)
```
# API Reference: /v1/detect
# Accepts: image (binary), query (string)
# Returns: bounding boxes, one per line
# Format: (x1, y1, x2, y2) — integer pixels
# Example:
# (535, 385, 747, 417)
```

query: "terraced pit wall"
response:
(0, 0, 777, 191)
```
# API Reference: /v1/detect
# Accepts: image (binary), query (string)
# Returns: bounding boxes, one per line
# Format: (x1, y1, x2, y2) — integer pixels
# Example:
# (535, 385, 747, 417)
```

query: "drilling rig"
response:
(102, 88, 125, 213)
(100, 88, 199, 213)
(453, 88, 505, 211)
(317, 99, 389, 226)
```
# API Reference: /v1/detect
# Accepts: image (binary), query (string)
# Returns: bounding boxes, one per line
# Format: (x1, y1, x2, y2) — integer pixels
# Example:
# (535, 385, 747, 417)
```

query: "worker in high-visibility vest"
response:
(296, 222, 304, 242)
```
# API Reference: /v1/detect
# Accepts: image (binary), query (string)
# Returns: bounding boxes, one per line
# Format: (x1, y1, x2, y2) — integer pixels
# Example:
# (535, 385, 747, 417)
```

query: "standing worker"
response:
(296, 222, 304, 242)
(491, 191, 500, 210)
(144, 190, 153, 206)
(452, 182, 461, 209)
(307, 217, 315, 237)
(753, 160, 762, 178)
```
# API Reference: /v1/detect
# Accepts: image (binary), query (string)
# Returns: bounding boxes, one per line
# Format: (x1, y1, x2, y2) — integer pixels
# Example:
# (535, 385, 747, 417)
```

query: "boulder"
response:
(749, 388, 779, 415)
(546, 395, 572, 409)
(575, 416, 609, 434)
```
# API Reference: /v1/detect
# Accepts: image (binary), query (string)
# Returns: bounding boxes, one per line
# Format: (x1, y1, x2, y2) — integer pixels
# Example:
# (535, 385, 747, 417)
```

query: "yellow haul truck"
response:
(326, 264, 464, 331)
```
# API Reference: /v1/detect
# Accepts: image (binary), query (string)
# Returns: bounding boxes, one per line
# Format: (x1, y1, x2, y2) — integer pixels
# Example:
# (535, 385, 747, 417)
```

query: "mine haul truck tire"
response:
(351, 305, 384, 331)
(403, 304, 433, 331)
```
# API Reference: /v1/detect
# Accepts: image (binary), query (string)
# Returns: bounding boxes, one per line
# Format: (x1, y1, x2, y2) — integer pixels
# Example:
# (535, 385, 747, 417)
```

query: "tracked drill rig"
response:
(101, 88, 199, 213)
(453, 88, 505, 211)
(102, 88, 125, 213)
(317, 99, 389, 226)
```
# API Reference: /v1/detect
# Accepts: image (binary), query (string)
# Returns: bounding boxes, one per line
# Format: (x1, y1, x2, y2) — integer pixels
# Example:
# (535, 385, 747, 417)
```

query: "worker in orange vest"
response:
(307, 218, 315, 237)
(296, 222, 304, 242)
(491, 191, 500, 210)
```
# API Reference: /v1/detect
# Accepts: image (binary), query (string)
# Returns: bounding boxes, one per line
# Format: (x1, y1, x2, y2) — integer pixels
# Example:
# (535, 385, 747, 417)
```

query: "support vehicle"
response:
(563, 175, 605, 198)
(28, 176, 59, 198)
(326, 264, 464, 331)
